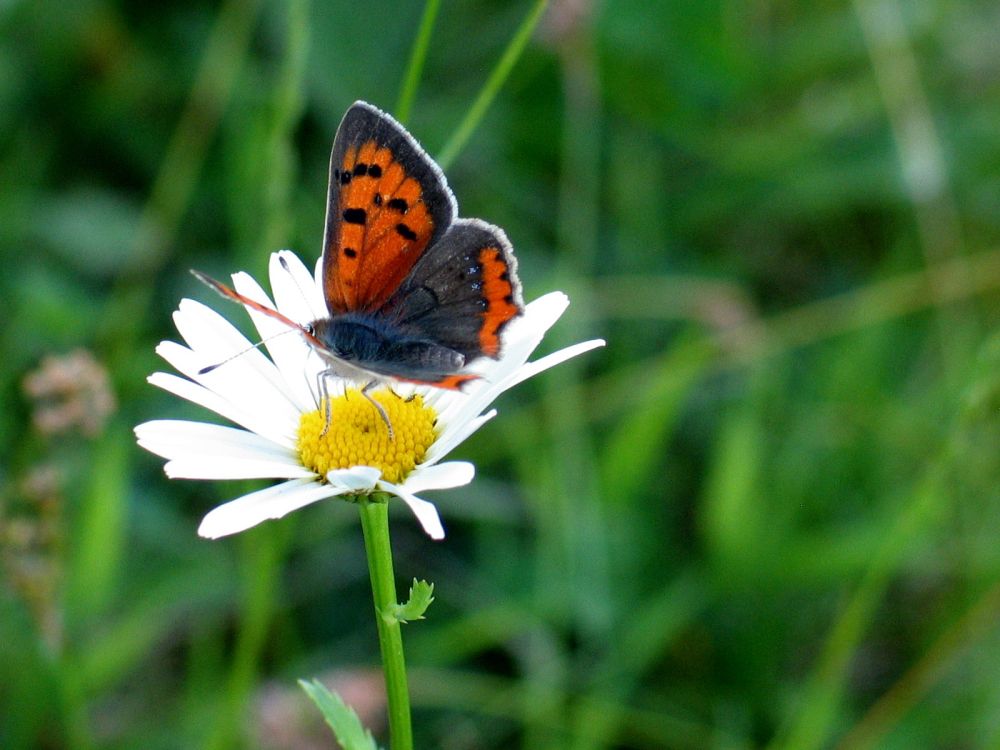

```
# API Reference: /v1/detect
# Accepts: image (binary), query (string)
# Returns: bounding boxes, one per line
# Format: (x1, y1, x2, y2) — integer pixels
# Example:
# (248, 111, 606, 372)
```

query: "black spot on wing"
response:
(396, 223, 417, 241)
(351, 162, 383, 178)
(343, 208, 367, 225)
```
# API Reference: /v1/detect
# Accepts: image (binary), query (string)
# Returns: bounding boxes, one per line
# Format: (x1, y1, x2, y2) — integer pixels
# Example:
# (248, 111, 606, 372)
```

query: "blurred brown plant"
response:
(1, 464, 64, 648)
(22, 348, 116, 438)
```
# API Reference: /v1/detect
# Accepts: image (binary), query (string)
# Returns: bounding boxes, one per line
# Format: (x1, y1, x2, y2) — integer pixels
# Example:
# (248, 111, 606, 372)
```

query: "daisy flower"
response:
(135, 250, 603, 540)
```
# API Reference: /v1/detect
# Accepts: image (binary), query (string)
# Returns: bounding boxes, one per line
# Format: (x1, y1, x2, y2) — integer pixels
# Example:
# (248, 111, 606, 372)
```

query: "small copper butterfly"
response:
(194, 101, 524, 398)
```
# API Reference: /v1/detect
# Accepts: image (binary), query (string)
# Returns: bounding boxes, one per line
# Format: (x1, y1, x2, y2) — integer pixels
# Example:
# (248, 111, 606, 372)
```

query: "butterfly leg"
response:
(317, 370, 333, 437)
(361, 381, 395, 441)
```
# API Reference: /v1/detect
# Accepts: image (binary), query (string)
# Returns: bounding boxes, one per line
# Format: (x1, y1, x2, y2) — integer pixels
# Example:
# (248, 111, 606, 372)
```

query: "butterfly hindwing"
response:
(321, 102, 457, 315)
(381, 218, 523, 362)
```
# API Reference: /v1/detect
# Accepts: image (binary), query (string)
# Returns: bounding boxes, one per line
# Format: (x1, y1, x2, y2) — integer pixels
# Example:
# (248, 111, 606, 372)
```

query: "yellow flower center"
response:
(297, 389, 437, 484)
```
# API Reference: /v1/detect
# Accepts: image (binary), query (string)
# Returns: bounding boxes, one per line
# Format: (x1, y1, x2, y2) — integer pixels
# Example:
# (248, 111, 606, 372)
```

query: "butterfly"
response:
(193, 101, 524, 428)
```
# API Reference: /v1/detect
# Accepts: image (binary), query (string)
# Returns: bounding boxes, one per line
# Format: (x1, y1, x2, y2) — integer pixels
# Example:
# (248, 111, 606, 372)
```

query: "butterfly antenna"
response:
(197, 328, 299, 375)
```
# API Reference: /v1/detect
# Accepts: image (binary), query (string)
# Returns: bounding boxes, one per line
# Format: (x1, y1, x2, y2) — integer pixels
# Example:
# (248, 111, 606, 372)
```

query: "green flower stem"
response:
(358, 495, 412, 750)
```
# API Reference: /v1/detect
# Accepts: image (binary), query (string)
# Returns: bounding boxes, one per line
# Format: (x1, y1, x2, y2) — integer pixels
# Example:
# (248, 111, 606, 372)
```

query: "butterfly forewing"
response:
(322, 102, 456, 315)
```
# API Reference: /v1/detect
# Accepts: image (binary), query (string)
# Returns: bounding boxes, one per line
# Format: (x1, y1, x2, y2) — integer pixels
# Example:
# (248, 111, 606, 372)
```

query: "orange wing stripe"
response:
(397, 373, 480, 390)
(477, 247, 520, 356)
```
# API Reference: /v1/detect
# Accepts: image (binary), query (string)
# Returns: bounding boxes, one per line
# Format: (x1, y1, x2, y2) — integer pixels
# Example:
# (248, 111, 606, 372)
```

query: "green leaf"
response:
(385, 579, 434, 624)
(298, 679, 380, 750)
(435, 0, 549, 170)
(395, 0, 441, 124)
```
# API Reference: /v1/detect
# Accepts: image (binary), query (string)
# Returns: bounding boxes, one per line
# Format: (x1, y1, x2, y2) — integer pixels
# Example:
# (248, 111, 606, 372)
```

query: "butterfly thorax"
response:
(309, 313, 466, 382)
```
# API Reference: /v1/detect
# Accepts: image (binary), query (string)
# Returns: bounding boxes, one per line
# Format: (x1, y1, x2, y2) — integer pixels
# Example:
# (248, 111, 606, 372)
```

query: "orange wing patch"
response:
(398, 372, 480, 390)
(326, 140, 437, 313)
(477, 246, 520, 356)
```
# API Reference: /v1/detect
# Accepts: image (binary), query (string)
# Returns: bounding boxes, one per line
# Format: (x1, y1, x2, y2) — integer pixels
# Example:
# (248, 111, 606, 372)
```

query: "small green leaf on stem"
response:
(298, 679, 380, 750)
(385, 579, 435, 624)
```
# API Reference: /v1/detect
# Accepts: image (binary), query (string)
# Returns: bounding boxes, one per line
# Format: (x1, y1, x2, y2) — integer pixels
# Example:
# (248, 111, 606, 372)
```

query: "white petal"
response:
(136, 419, 311, 480)
(146, 372, 296, 449)
(158, 315, 301, 436)
(496, 292, 569, 371)
(430, 295, 571, 427)
(230, 270, 317, 412)
(197, 478, 343, 538)
(314, 255, 325, 294)
(327, 466, 381, 491)
(494, 293, 571, 368)
(175, 298, 304, 414)
(135, 419, 295, 463)
(377, 479, 445, 540)
(523, 290, 570, 324)
(173, 298, 278, 383)
(460, 337, 604, 424)
(424, 410, 496, 465)
(385, 297, 569, 427)
(270, 251, 326, 322)
(165, 458, 315, 480)
(503, 338, 606, 390)
(155, 338, 300, 437)
(402, 461, 475, 493)
(139, 427, 310, 477)
(432, 384, 486, 430)
(437, 297, 594, 432)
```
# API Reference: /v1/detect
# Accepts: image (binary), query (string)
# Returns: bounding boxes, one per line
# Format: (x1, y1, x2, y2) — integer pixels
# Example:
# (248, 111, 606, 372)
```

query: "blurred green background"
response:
(3, 0, 1000, 748)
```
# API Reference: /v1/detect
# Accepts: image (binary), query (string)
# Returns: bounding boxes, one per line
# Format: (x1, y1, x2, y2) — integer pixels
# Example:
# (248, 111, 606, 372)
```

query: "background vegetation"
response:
(2, 0, 1000, 747)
